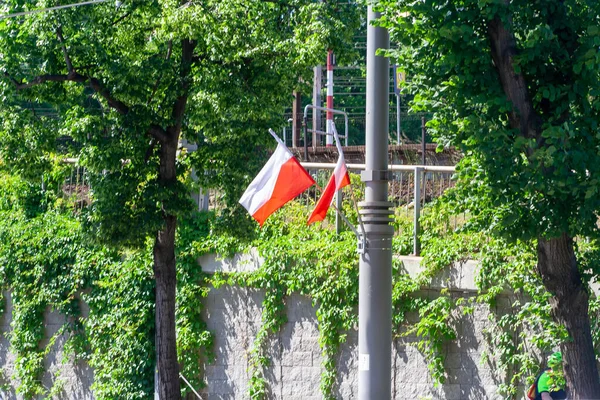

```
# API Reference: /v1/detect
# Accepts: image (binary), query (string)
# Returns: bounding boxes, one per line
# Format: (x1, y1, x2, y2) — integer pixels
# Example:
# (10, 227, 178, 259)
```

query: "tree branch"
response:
(5, 70, 130, 115)
(88, 77, 130, 114)
(56, 26, 74, 73)
(111, 11, 133, 26)
(147, 40, 173, 106)
(170, 39, 197, 134)
(148, 124, 169, 143)
(487, 3, 542, 143)
(4, 72, 85, 89)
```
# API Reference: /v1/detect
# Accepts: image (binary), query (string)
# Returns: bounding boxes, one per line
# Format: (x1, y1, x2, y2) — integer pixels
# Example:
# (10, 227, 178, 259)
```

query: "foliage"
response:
(0, 195, 157, 398)
(198, 201, 359, 399)
(82, 248, 156, 399)
(0, 161, 598, 399)
(175, 213, 215, 396)
(0, 1, 361, 397)
(379, 1, 600, 395)
(1, 2, 599, 396)
(379, 0, 600, 240)
(0, 210, 82, 398)
(0, 169, 213, 399)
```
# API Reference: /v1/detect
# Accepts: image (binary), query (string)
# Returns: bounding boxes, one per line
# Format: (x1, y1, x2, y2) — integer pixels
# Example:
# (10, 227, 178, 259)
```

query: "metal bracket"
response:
(360, 169, 390, 182)
(357, 235, 366, 254)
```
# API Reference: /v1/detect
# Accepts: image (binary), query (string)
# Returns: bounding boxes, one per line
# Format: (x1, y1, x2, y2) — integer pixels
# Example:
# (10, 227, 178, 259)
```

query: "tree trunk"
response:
(487, 4, 600, 398)
(153, 38, 196, 400)
(154, 136, 181, 400)
(537, 235, 600, 399)
(154, 214, 180, 400)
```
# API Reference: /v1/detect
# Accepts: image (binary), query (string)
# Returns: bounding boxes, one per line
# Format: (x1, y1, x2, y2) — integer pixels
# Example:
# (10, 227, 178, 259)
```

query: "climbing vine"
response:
(0, 162, 597, 400)
(0, 167, 213, 399)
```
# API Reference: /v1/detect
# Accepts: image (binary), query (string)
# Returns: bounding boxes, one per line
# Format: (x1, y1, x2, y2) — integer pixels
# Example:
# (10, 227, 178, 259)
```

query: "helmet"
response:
(548, 352, 562, 367)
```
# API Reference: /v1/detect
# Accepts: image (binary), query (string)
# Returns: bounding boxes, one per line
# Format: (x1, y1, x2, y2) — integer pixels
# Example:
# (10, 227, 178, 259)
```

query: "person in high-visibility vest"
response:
(532, 352, 568, 400)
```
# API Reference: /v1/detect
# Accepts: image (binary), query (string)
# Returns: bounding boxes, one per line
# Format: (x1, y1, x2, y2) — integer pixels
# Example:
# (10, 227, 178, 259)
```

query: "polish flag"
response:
(240, 133, 315, 226)
(307, 126, 350, 225)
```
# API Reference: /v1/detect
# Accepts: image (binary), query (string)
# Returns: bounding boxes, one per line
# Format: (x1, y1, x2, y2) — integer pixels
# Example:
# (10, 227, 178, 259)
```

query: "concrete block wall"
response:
(0, 292, 94, 400)
(0, 253, 576, 399)
(200, 286, 513, 400)
(196, 254, 542, 399)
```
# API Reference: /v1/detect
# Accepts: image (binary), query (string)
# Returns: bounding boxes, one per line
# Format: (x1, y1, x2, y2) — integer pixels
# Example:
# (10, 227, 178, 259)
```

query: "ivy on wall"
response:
(0, 169, 597, 399)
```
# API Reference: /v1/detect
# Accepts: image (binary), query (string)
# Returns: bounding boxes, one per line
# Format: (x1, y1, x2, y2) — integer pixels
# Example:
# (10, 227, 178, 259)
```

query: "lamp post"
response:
(358, 2, 393, 400)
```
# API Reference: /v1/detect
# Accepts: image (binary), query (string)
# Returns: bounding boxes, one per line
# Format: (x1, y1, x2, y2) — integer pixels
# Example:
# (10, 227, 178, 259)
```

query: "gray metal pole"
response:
(358, 3, 394, 400)
(396, 94, 401, 145)
(413, 167, 422, 256)
(421, 116, 426, 165)
(336, 190, 342, 234)
(312, 65, 322, 148)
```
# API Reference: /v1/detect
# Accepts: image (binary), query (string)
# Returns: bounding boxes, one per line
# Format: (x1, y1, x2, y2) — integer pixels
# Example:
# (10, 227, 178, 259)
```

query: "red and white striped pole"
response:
(326, 49, 334, 146)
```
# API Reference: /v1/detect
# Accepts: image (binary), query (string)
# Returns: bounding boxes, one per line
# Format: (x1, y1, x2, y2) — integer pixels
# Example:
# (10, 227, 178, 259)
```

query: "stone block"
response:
(298, 336, 319, 353)
(444, 352, 462, 369)
(207, 379, 235, 395)
(281, 381, 295, 396)
(437, 383, 462, 399)
(396, 367, 431, 384)
(281, 350, 294, 367)
(478, 368, 503, 386)
(292, 351, 312, 367)
(291, 380, 318, 398)
(301, 366, 321, 384)
(338, 382, 356, 399)
(446, 367, 473, 385)
(204, 394, 235, 400)
(205, 365, 228, 381)
(282, 366, 302, 382)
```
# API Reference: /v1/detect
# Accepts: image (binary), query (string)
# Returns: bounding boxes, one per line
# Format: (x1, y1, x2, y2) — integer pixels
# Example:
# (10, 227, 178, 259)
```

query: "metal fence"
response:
(59, 161, 90, 212)
(301, 163, 458, 255)
(59, 160, 460, 256)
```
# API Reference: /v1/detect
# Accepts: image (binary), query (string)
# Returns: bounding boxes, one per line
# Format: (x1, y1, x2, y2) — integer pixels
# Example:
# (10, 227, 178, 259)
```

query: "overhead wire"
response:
(0, 0, 109, 20)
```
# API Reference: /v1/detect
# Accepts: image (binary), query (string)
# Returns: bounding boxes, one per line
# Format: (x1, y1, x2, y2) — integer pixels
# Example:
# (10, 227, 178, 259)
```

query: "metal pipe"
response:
(345, 116, 349, 147)
(179, 374, 202, 399)
(312, 65, 322, 148)
(421, 116, 426, 165)
(396, 94, 402, 144)
(326, 50, 335, 146)
(413, 167, 422, 256)
(358, 3, 393, 400)
(300, 162, 455, 173)
(303, 116, 309, 161)
(303, 104, 350, 146)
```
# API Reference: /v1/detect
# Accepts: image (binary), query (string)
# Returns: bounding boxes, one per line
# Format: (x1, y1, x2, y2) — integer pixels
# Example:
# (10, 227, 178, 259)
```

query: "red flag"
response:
(240, 139, 314, 226)
(307, 153, 350, 225)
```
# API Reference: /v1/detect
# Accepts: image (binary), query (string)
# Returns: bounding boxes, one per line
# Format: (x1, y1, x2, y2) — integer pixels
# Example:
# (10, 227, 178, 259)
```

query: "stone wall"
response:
(0, 292, 94, 400)
(2, 254, 595, 399)
(196, 255, 529, 400)
(199, 287, 513, 400)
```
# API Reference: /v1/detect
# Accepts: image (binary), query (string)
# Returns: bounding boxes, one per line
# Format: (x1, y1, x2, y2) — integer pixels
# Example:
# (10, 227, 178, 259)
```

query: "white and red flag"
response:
(239, 130, 315, 226)
(307, 126, 350, 225)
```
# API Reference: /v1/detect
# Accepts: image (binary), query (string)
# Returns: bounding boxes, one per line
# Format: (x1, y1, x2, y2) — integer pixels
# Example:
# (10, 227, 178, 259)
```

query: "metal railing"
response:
(59, 159, 459, 256)
(301, 163, 457, 255)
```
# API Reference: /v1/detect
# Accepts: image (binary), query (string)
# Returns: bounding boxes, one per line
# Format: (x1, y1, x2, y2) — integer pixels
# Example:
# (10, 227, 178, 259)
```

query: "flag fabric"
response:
(239, 137, 315, 226)
(307, 127, 350, 225)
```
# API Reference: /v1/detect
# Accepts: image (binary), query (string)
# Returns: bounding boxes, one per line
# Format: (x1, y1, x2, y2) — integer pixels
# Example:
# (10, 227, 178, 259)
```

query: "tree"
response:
(0, 1, 358, 398)
(379, 0, 600, 397)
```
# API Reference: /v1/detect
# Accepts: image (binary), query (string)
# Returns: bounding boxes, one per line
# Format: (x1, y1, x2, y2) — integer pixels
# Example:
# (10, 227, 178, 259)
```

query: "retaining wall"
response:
(196, 255, 528, 400)
(2, 254, 594, 399)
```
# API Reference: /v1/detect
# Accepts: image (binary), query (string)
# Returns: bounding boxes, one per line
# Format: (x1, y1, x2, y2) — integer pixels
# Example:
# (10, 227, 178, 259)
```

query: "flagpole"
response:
(331, 124, 366, 237)
(311, 181, 360, 238)
(268, 128, 286, 146)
